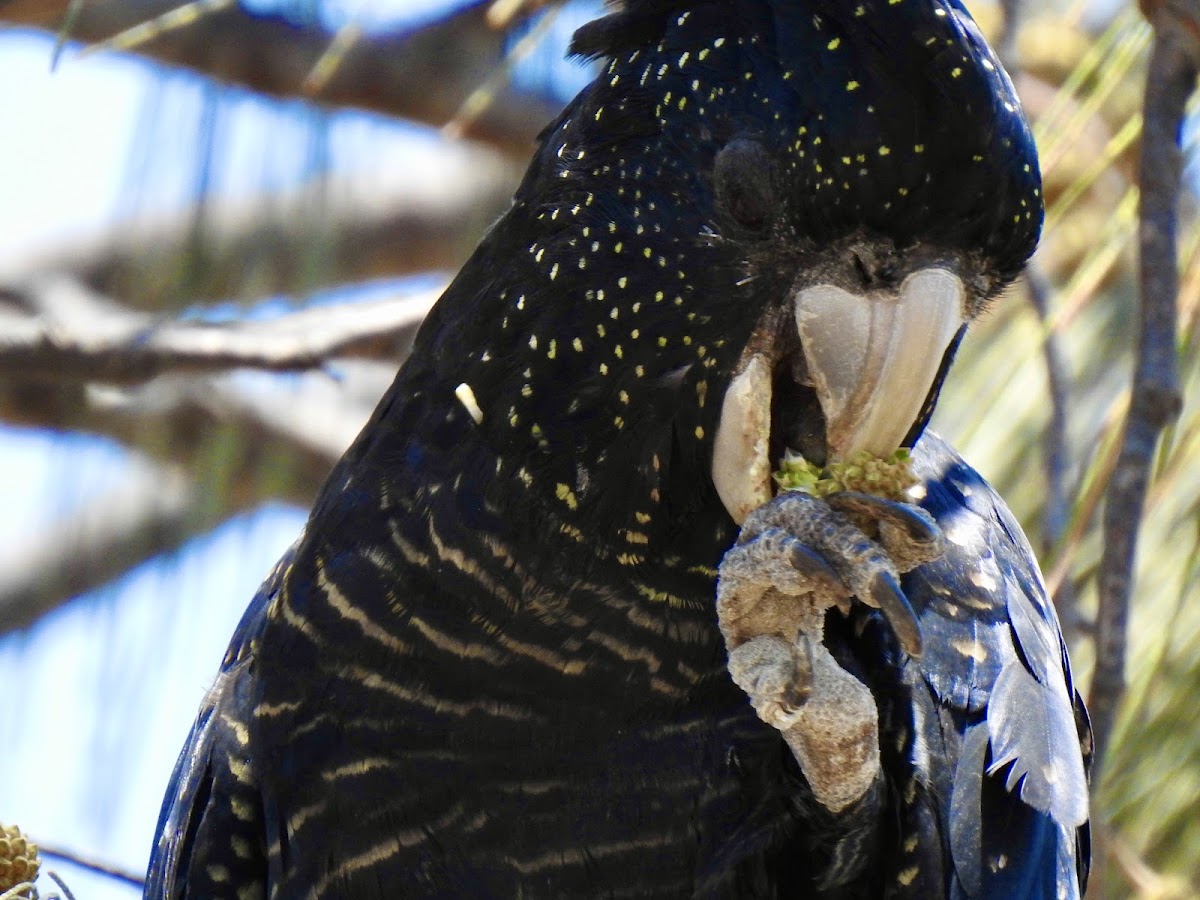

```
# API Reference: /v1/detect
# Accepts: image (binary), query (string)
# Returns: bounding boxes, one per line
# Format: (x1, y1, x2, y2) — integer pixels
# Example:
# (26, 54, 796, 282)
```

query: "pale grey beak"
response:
(712, 267, 966, 524)
(794, 268, 965, 461)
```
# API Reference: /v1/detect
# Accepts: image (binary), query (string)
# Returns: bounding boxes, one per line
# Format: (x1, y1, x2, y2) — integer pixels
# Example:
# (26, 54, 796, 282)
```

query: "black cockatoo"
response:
(146, 0, 1091, 897)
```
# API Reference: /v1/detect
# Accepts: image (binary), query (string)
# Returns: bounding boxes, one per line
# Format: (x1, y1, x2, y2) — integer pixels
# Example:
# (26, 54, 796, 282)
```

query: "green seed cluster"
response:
(0, 823, 39, 893)
(774, 448, 917, 503)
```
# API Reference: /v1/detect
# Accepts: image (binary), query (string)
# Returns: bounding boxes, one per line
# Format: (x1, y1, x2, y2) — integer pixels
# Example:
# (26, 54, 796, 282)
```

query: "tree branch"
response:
(0, 0, 561, 159)
(0, 458, 202, 633)
(0, 357, 399, 630)
(0, 276, 439, 383)
(0, 152, 513, 307)
(1, 354, 392, 491)
(1092, 1, 1194, 773)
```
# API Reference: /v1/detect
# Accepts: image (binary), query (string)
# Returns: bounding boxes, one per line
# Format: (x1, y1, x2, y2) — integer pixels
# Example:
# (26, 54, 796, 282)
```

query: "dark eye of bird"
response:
(714, 137, 776, 231)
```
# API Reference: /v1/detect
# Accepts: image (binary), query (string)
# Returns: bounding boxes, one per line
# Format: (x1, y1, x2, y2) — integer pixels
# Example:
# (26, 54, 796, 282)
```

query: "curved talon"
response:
(783, 634, 815, 708)
(727, 635, 814, 728)
(863, 570, 923, 657)
(824, 491, 944, 573)
(787, 542, 845, 598)
(824, 491, 937, 543)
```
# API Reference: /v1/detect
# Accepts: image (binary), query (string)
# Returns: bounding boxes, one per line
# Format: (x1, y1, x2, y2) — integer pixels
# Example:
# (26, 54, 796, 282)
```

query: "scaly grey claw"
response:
(864, 570, 923, 658)
(717, 487, 942, 814)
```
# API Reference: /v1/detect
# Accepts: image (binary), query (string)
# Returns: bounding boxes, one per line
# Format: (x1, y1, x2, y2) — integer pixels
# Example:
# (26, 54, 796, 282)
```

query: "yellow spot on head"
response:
(827, 37, 840, 50)
(694, 426, 705, 439)
(846, 80, 860, 91)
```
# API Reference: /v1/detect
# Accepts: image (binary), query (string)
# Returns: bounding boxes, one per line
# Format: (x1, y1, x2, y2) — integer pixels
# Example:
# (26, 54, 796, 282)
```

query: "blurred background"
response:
(0, 0, 1197, 896)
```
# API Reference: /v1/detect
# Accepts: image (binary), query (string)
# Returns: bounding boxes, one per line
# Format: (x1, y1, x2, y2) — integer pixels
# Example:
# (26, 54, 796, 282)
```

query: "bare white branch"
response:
(0, 276, 441, 383)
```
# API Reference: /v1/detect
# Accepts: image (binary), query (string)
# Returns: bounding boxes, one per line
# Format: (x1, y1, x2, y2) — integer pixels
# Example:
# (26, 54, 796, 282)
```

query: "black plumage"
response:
(146, 1, 1089, 897)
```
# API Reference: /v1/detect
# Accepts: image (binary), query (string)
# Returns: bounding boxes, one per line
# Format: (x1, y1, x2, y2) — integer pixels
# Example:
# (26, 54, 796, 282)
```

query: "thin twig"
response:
(45, 871, 77, 900)
(1024, 264, 1083, 639)
(997, 0, 1024, 73)
(443, 3, 562, 141)
(301, 22, 364, 97)
(37, 845, 144, 889)
(1092, 2, 1194, 775)
(1096, 824, 1198, 899)
(77, 0, 236, 56)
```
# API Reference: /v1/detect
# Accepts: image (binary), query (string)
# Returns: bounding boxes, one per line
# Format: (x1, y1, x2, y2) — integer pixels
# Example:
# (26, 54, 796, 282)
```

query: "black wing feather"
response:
(905, 432, 1090, 899)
